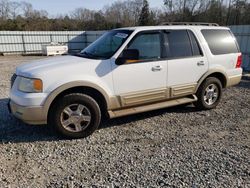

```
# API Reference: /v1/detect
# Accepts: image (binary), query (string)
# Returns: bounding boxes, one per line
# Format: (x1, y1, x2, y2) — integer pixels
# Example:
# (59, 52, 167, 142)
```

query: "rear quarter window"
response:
(201, 29, 239, 55)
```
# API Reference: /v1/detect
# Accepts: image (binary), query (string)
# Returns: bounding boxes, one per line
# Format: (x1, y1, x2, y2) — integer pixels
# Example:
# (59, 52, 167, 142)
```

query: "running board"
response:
(108, 95, 197, 118)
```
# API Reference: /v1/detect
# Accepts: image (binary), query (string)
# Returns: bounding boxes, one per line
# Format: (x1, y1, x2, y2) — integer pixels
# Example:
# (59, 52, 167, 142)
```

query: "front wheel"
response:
(194, 77, 222, 110)
(49, 93, 101, 139)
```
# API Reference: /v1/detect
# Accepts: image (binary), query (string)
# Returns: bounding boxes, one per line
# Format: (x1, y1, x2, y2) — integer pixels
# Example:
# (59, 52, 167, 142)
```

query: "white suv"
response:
(9, 23, 243, 138)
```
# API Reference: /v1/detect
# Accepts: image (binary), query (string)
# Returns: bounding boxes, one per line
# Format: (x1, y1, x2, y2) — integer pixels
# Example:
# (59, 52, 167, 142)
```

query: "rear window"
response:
(201, 29, 239, 55)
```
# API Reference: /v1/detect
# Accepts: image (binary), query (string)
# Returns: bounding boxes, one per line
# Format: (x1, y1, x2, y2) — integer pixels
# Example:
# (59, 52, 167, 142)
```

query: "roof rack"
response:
(160, 22, 219, 26)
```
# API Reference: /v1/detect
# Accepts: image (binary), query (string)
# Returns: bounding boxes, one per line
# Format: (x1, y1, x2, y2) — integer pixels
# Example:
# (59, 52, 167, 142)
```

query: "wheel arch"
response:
(196, 70, 228, 92)
(44, 81, 116, 121)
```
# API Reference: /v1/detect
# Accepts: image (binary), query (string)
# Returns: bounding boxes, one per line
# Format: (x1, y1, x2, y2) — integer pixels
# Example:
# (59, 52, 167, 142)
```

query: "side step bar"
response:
(108, 95, 197, 119)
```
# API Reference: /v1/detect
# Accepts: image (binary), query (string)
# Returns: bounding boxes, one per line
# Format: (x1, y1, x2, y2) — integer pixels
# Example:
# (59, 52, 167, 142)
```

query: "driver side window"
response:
(128, 32, 161, 60)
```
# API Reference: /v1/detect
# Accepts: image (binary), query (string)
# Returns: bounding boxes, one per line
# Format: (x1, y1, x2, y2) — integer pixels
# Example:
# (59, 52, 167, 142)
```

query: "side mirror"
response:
(116, 49, 139, 65)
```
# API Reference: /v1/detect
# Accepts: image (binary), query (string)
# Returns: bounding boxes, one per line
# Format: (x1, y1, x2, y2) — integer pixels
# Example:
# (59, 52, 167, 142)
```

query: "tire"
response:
(194, 77, 222, 110)
(49, 93, 101, 139)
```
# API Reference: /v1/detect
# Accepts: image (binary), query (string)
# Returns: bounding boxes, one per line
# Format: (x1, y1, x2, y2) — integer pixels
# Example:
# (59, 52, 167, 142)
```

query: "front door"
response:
(112, 31, 168, 107)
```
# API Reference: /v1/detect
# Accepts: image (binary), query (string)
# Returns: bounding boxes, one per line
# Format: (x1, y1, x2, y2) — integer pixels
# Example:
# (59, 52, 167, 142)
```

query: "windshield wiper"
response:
(82, 51, 95, 57)
(80, 51, 107, 59)
(74, 51, 96, 59)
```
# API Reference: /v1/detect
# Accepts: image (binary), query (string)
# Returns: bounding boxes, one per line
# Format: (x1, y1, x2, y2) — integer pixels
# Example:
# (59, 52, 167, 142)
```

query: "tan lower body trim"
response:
(109, 95, 197, 118)
(110, 84, 198, 110)
(119, 88, 170, 108)
(10, 101, 46, 125)
(226, 75, 242, 87)
(170, 83, 197, 98)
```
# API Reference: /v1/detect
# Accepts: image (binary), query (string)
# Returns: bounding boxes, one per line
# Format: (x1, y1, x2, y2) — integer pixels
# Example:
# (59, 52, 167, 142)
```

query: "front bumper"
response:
(8, 100, 47, 125)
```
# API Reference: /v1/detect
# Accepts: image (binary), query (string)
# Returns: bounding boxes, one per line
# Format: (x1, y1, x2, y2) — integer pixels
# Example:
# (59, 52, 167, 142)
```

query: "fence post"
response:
(67, 34, 70, 52)
(21, 34, 26, 54)
(85, 32, 88, 49)
(50, 34, 53, 43)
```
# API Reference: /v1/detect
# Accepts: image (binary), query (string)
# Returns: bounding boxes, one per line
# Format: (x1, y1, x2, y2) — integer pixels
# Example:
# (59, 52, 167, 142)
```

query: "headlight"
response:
(18, 77, 43, 93)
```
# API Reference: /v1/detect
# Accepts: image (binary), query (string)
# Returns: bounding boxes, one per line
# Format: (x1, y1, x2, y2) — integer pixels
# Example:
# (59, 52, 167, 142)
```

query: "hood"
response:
(16, 55, 100, 78)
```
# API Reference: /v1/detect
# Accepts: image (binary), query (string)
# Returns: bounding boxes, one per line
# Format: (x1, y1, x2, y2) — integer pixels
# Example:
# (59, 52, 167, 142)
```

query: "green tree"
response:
(138, 0, 151, 26)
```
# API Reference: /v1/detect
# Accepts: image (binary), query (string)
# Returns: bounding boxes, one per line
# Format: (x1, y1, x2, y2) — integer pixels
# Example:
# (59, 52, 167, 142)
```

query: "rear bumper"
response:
(227, 74, 242, 87)
(8, 100, 47, 125)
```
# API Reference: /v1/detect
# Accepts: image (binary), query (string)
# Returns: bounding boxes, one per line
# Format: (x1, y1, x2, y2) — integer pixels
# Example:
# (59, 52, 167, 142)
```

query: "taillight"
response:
(236, 54, 242, 68)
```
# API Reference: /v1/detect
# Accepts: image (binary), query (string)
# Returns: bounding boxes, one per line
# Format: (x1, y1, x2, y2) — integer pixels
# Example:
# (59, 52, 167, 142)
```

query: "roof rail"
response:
(160, 22, 219, 26)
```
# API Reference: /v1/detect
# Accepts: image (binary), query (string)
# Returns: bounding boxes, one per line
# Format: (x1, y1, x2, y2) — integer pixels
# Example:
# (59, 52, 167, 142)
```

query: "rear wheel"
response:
(49, 93, 101, 138)
(194, 77, 222, 110)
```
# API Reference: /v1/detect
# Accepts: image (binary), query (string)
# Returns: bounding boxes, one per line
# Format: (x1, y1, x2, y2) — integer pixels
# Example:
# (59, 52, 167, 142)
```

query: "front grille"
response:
(10, 73, 17, 88)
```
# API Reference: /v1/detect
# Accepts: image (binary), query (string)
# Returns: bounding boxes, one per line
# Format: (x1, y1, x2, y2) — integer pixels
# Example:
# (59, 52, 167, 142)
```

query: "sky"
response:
(15, 0, 165, 16)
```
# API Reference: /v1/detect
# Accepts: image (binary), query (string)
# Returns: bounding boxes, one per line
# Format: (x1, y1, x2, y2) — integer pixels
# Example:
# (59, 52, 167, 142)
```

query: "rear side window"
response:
(201, 29, 239, 55)
(166, 30, 193, 58)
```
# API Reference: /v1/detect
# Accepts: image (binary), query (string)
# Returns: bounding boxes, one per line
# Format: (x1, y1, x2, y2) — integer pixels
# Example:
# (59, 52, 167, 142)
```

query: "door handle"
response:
(197, 61, 205, 66)
(152, 65, 162, 72)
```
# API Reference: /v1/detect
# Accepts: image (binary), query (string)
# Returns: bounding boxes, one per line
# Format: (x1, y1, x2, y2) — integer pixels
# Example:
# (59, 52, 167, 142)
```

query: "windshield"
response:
(79, 30, 133, 59)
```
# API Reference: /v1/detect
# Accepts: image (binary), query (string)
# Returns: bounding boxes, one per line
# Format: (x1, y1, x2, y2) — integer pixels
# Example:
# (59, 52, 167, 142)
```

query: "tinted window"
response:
(128, 33, 161, 60)
(188, 30, 203, 56)
(166, 30, 193, 58)
(201, 29, 239, 55)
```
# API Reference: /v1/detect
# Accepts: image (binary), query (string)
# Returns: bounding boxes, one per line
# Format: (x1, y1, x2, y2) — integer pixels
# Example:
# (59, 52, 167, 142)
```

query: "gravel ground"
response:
(0, 56, 249, 188)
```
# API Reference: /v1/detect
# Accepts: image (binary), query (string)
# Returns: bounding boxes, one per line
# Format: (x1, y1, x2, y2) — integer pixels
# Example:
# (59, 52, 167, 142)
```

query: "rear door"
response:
(164, 30, 208, 97)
